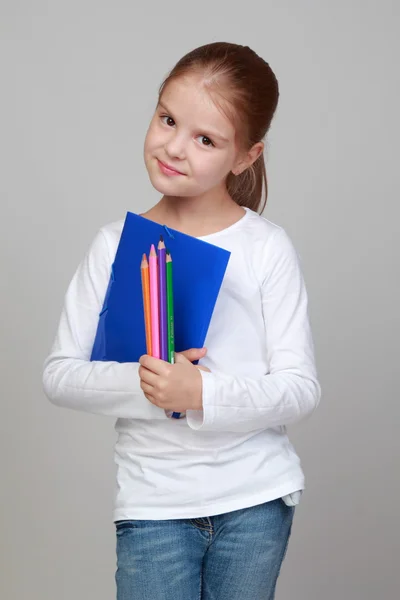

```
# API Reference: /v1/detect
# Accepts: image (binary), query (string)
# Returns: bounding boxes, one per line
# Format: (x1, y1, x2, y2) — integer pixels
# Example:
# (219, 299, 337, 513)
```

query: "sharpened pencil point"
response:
(141, 253, 148, 267)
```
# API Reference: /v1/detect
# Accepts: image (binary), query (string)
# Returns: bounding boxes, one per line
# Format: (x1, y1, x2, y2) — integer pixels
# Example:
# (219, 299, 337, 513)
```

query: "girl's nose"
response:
(164, 132, 186, 160)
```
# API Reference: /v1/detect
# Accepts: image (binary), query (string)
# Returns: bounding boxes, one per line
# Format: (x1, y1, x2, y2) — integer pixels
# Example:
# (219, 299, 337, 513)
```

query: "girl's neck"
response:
(142, 191, 246, 238)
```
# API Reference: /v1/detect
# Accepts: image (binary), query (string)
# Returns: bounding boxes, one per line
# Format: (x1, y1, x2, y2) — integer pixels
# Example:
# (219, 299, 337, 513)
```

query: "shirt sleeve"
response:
(42, 227, 168, 420)
(185, 227, 321, 433)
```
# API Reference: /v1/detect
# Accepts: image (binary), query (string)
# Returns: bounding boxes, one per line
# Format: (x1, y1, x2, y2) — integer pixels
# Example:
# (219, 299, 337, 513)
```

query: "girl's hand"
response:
(138, 348, 210, 412)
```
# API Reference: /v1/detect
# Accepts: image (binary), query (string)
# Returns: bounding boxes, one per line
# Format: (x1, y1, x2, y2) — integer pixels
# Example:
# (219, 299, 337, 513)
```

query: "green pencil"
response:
(166, 250, 175, 364)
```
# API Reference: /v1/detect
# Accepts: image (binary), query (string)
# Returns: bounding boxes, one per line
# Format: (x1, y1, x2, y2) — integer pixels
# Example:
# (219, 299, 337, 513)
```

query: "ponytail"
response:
(226, 154, 267, 213)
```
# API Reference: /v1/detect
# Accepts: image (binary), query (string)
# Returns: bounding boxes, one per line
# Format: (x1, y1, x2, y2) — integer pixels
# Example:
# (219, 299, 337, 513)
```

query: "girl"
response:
(43, 42, 321, 600)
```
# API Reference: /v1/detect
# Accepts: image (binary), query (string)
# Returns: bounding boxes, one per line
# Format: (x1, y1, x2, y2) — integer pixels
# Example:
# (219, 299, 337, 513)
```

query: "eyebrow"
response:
(158, 101, 230, 143)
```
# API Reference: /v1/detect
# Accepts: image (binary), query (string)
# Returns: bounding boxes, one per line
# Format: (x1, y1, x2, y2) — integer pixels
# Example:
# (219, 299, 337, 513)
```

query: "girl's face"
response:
(143, 75, 244, 199)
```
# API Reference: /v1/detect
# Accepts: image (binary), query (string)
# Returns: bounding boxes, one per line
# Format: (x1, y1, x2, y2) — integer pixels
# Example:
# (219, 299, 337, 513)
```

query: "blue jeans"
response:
(115, 497, 295, 600)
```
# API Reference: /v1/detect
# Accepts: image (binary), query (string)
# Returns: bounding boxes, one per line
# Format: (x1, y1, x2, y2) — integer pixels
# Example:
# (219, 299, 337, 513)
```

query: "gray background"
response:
(1, 1, 399, 598)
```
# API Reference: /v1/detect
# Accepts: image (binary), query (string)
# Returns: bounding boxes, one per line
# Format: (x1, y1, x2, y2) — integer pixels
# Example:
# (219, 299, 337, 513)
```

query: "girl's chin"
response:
(148, 168, 188, 191)
(148, 178, 181, 196)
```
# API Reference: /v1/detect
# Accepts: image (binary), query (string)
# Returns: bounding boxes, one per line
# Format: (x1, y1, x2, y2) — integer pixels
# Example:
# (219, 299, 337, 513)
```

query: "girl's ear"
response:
(247, 141, 265, 167)
(232, 141, 264, 175)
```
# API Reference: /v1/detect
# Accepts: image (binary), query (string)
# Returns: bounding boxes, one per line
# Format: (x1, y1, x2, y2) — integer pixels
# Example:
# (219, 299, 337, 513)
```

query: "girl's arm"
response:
(185, 227, 321, 433)
(42, 227, 168, 420)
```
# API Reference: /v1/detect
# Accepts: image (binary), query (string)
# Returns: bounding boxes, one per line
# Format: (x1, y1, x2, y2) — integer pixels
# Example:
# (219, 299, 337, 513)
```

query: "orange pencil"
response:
(140, 253, 152, 355)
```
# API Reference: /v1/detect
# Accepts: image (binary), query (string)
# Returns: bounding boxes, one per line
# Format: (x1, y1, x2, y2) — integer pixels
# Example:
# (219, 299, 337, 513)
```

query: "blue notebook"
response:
(90, 211, 231, 363)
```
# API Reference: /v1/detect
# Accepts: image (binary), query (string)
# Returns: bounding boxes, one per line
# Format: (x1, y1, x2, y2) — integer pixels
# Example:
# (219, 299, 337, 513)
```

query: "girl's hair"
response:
(158, 42, 279, 214)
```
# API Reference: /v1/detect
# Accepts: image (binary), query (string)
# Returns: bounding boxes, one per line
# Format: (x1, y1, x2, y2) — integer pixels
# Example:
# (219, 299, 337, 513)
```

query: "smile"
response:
(157, 159, 185, 176)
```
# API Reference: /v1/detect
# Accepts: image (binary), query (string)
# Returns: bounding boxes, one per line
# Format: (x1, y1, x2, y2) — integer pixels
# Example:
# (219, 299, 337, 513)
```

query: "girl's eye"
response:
(160, 115, 214, 147)
(161, 115, 175, 127)
(197, 135, 214, 147)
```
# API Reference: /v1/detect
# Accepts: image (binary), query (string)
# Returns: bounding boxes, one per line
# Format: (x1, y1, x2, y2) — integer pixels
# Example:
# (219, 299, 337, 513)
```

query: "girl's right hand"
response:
(176, 347, 211, 372)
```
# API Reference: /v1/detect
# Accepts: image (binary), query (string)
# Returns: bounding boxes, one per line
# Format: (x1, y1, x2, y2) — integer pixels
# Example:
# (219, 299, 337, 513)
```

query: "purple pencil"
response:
(157, 236, 168, 361)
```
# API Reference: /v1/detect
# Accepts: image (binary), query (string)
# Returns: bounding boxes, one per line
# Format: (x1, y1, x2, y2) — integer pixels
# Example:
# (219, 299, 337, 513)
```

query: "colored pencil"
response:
(166, 250, 181, 419)
(166, 250, 175, 365)
(158, 236, 168, 361)
(140, 253, 152, 355)
(149, 244, 160, 358)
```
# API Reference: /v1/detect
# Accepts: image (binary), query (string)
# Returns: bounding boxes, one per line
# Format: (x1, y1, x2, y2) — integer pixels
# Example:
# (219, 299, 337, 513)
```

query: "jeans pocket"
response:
(115, 520, 138, 534)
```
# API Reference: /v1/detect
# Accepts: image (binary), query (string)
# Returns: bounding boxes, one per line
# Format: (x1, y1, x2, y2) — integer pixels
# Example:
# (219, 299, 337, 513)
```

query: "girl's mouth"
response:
(157, 159, 185, 176)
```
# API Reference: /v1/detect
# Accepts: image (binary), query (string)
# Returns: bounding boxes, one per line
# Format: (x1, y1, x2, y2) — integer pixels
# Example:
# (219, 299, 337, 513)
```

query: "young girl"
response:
(43, 42, 321, 600)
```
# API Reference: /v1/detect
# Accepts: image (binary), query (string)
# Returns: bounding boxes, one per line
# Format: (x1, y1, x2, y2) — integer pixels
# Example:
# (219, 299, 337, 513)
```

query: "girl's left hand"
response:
(138, 353, 209, 412)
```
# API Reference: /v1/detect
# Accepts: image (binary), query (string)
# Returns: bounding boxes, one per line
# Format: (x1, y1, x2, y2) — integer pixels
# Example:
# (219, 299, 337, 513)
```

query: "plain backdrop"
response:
(1, 1, 399, 599)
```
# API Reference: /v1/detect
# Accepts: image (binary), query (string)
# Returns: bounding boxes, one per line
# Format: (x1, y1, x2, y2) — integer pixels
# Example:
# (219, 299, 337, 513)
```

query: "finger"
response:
(144, 392, 157, 405)
(139, 354, 170, 376)
(174, 352, 191, 365)
(178, 347, 207, 362)
(141, 381, 155, 396)
(139, 365, 158, 386)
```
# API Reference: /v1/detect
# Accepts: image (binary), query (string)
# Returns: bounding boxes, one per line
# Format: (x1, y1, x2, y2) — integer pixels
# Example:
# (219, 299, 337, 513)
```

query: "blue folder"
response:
(90, 211, 231, 363)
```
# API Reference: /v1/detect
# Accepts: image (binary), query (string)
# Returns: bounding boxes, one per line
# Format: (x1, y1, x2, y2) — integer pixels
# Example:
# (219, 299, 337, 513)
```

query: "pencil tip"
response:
(160, 234, 164, 241)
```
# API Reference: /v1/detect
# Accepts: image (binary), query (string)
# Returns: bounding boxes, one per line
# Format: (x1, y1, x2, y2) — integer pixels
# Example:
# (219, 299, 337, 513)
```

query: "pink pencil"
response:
(149, 244, 160, 358)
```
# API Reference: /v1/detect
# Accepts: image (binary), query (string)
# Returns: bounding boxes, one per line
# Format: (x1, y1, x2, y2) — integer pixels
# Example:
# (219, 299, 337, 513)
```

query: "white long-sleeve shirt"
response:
(42, 207, 321, 520)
